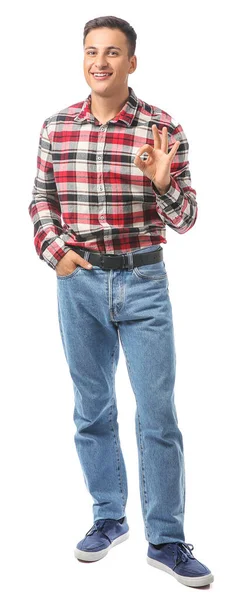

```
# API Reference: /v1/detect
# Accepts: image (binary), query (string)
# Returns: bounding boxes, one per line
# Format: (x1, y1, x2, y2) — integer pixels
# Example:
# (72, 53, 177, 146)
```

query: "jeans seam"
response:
(118, 329, 150, 539)
(109, 339, 126, 513)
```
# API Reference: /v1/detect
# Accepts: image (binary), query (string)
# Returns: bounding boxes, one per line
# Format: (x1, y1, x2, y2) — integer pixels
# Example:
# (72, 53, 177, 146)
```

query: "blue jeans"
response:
(56, 244, 186, 544)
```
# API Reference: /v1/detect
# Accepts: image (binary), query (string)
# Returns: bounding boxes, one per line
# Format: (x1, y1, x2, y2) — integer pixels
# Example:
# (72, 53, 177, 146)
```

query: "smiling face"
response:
(83, 27, 137, 96)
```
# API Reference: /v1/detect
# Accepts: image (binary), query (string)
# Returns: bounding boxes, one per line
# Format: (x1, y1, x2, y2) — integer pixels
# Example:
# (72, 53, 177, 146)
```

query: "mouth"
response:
(91, 73, 113, 80)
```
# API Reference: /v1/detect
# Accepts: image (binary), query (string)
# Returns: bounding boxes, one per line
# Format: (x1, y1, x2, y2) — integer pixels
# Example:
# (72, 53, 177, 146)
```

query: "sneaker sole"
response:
(147, 556, 214, 587)
(74, 530, 130, 562)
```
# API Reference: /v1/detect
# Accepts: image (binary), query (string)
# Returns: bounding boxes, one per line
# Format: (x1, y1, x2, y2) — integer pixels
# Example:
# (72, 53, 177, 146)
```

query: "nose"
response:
(94, 55, 109, 69)
(94, 64, 109, 70)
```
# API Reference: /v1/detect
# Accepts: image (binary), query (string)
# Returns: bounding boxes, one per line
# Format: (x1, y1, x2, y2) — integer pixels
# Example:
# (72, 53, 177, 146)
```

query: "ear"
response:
(129, 55, 137, 74)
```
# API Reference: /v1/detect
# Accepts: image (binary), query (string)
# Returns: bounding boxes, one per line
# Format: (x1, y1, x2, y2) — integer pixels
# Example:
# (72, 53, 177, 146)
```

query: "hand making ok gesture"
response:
(134, 125, 180, 194)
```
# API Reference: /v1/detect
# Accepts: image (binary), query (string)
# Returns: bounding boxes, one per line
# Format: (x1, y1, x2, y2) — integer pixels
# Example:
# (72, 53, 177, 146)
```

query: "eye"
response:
(86, 51, 118, 56)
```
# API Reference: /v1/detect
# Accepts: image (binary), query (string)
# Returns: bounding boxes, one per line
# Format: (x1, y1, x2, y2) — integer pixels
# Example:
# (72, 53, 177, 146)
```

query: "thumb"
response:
(134, 154, 146, 173)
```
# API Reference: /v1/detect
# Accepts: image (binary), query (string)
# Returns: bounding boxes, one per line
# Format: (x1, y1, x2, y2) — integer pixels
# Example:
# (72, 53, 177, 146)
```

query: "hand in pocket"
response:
(55, 250, 93, 276)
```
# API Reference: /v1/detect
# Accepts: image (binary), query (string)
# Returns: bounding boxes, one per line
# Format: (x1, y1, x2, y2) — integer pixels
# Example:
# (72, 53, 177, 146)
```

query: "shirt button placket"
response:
(97, 125, 107, 227)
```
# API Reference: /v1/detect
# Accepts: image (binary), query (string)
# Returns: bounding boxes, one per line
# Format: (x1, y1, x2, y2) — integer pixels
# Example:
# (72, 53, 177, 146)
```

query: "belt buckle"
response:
(100, 252, 129, 270)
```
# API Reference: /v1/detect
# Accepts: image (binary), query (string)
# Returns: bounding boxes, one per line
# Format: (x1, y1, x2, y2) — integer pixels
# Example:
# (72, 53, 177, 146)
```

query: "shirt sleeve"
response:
(151, 123, 198, 234)
(28, 119, 71, 270)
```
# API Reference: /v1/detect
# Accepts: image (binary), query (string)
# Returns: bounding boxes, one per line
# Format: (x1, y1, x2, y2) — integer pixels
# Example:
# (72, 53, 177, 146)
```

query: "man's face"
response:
(83, 27, 136, 95)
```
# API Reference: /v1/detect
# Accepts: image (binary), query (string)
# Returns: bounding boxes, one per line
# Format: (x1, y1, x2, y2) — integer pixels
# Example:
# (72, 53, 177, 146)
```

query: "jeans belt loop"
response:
(127, 252, 133, 271)
(84, 250, 90, 261)
(121, 254, 129, 269)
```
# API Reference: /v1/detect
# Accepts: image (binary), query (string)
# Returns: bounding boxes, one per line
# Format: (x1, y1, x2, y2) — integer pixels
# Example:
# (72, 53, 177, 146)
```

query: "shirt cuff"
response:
(151, 176, 182, 207)
(41, 238, 72, 270)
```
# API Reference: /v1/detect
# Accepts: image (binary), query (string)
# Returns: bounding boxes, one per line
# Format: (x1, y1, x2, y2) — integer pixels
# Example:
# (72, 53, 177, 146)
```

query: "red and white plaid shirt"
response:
(28, 86, 198, 270)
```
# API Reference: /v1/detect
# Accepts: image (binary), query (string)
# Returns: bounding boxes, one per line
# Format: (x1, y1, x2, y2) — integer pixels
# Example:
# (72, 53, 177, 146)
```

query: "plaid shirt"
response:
(28, 86, 198, 270)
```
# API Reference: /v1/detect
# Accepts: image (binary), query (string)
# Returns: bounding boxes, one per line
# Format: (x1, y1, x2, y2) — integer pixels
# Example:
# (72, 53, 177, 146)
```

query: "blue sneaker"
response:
(74, 517, 129, 562)
(147, 541, 214, 587)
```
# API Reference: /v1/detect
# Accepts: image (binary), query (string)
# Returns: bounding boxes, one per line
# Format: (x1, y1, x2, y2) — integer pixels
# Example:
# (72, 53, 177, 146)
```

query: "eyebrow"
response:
(84, 46, 122, 51)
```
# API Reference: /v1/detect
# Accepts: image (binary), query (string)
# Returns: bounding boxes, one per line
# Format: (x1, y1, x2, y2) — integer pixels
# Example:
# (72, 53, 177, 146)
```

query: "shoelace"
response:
(85, 519, 118, 542)
(175, 542, 195, 565)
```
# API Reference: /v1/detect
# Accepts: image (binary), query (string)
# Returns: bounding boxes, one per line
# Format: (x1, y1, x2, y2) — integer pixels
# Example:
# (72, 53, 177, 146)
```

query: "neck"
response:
(90, 86, 130, 125)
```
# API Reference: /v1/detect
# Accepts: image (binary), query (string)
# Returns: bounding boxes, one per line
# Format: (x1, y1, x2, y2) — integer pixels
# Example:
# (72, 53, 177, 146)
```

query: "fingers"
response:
(68, 250, 93, 269)
(135, 127, 175, 160)
(168, 140, 180, 161)
(134, 126, 181, 174)
(135, 143, 154, 158)
(133, 154, 147, 172)
(152, 124, 162, 150)
(134, 143, 154, 171)
(153, 124, 181, 161)
(152, 124, 169, 153)
(76, 258, 93, 269)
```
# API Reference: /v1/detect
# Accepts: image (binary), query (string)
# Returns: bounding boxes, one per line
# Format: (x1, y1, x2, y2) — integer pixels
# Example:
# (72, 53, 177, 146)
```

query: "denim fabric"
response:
(56, 243, 186, 544)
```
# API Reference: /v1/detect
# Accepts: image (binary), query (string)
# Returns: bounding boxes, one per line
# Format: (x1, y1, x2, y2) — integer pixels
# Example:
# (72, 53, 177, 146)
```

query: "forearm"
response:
(151, 125, 198, 234)
(28, 192, 71, 269)
(151, 173, 198, 234)
(28, 119, 70, 269)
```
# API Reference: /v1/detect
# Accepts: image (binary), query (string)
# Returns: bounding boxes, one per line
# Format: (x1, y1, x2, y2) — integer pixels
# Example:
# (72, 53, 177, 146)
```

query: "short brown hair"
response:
(83, 15, 137, 59)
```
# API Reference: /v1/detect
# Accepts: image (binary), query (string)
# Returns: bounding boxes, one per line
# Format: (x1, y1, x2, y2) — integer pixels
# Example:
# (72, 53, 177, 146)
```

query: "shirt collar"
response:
(73, 86, 139, 127)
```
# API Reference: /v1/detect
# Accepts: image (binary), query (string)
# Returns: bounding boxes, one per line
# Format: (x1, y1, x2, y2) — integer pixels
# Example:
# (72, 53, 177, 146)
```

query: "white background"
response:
(1, 0, 240, 597)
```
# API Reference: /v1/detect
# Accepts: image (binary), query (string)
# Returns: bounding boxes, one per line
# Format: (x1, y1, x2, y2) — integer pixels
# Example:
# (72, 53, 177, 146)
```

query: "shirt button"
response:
(97, 156, 101, 160)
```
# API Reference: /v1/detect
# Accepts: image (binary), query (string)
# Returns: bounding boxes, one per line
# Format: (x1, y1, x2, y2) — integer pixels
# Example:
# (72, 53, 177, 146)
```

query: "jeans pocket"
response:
(133, 259, 167, 280)
(56, 265, 82, 279)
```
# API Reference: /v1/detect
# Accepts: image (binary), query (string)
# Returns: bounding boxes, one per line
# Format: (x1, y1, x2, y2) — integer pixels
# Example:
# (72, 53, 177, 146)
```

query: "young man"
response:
(28, 15, 214, 587)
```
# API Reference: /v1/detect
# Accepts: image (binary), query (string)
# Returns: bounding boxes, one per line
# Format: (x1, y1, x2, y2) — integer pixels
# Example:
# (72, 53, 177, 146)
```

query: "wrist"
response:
(152, 177, 171, 195)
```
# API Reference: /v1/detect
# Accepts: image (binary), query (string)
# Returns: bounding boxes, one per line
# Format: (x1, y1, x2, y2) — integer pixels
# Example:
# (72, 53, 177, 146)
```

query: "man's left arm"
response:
(151, 125, 198, 234)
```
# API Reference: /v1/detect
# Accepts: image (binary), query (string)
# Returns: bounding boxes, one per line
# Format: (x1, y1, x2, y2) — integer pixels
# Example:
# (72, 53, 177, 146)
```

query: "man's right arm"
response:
(28, 118, 72, 270)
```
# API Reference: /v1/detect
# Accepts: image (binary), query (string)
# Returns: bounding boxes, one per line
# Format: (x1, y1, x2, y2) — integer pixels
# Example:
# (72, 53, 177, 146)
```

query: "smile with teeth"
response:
(92, 73, 112, 78)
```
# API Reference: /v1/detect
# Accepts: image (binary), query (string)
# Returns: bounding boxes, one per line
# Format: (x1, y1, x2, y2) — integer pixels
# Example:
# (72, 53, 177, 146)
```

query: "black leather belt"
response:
(66, 245, 163, 270)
